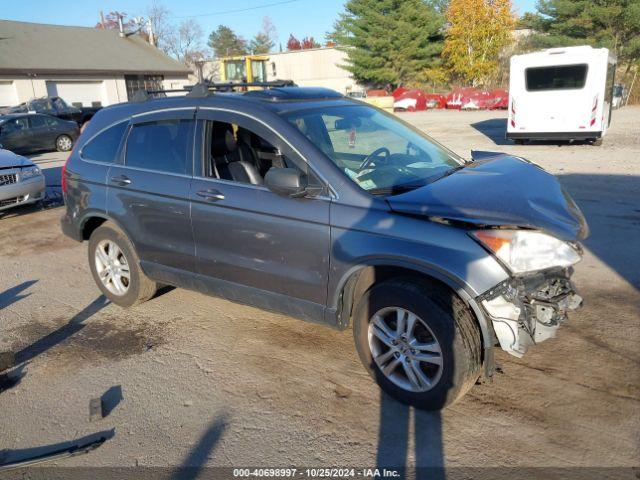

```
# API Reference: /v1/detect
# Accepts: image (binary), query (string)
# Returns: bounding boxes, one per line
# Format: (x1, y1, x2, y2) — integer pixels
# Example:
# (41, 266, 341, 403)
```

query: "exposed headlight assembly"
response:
(21, 165, 41, 180)
(471, 229, 582, 274)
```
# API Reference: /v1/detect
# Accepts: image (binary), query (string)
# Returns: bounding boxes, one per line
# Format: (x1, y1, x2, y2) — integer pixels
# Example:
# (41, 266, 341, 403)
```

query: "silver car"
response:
(0, 147, 45, 212)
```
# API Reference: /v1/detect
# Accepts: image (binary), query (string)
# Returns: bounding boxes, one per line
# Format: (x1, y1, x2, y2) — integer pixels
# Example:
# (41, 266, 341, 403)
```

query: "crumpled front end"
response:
(479, 268, 583, 357)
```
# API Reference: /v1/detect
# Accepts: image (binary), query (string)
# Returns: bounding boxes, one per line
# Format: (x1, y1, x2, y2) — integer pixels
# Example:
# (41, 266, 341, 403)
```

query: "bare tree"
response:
(166, 19, 206, 68)
(145, 1, 172, 53)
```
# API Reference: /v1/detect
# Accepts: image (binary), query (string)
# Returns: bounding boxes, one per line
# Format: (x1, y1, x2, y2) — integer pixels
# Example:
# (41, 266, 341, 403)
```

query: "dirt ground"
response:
(0, 107, 638, 477)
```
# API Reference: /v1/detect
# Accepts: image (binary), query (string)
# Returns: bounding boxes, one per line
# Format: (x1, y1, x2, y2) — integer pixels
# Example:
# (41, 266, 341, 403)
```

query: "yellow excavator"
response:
(220, 55, 269, 86)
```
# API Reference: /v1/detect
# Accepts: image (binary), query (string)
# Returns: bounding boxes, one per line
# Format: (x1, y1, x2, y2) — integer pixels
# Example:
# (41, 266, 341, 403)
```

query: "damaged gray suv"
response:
(61, 85, 586, 410)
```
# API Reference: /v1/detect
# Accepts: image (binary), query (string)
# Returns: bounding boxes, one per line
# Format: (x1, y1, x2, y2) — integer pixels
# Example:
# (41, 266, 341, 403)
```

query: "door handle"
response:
(197, 189, 225, 202)
(111, 175, 131, 186)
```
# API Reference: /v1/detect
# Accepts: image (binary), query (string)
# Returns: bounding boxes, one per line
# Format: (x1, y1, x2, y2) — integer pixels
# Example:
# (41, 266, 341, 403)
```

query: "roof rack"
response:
(132, 80, 297, 102)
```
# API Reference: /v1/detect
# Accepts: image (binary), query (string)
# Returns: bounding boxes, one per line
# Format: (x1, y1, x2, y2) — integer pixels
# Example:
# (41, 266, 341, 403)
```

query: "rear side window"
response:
(526, 64, 588, 91)
(125, 119, 193, 175)
(82, 122, 128, 163)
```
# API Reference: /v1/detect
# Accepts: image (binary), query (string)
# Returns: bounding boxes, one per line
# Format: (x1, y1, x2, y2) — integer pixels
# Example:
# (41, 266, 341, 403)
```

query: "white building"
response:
(195, 47, 360, 94)
(0, 20, 191, 108)
(266, 47, 360, 94)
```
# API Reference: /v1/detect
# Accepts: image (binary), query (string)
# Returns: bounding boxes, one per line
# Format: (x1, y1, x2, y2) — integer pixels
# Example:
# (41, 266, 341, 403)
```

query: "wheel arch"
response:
(79, 213, 137, 251)
(332, 261, 495, 371)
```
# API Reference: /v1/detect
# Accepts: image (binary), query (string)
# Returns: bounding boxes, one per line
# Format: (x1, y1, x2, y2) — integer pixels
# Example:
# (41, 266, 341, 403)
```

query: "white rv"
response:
(507, 46, 616, 145)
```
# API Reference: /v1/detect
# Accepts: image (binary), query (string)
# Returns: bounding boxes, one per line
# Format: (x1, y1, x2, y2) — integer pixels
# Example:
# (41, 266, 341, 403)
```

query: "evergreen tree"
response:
(249, 17, 276, 54)
(250, 33, 274, 54)
(331, 0, 445, 87)
(208, 25, 247, 58)
(528, 0, 640, 66)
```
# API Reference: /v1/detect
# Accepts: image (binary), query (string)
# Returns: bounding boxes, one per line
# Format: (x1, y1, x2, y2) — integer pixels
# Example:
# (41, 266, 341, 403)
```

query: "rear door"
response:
(190, 109, 331, 320)
(107, 108, 196, 272)
(28, 115, 56, 150)
(521, 63, 591, 132)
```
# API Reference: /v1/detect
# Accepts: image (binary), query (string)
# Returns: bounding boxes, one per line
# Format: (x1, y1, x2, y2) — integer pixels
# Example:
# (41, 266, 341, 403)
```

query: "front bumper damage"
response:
(479, 268, 583, 357)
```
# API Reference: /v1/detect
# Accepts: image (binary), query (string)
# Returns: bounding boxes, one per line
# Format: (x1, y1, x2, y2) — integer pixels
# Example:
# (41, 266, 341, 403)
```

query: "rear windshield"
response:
(525, 64, 588, 91)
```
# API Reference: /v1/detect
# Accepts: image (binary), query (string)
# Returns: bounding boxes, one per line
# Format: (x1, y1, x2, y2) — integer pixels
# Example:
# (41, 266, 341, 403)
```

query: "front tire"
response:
(353, 279, 482, 410)
(88, 222, 157, 307)
(56, 134, 73, 152)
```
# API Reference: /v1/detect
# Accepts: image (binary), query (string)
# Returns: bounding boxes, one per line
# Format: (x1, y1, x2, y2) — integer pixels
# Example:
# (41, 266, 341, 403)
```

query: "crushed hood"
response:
(0, 149, 33, 170)
(386, 153, 588, 241)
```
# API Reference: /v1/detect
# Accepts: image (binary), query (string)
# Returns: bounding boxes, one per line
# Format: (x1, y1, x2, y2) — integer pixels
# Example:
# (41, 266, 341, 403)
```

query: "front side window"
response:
(525, 64, 588, 91)
(282, 105, 462, 195)
(45, 116, 60, 127)
(81, 122, 128, 163)
(29, 115, 46, 128)
(203, 120, 303, 185)
(125, 119, 193, 174)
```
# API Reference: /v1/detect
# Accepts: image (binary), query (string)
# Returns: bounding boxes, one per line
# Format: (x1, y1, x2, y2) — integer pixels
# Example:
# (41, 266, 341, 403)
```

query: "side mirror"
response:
(265, 168, 308, 197)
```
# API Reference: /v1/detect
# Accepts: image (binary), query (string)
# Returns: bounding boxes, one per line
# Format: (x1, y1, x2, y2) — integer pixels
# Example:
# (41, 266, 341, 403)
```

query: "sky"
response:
(1, 0, 538, 51)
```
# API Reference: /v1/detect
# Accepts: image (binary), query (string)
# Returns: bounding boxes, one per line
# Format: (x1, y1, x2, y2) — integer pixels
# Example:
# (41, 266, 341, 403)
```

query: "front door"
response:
(190, 110, 331, 321)
(0, 117, 30, 152)
(107, 108, 196, 272)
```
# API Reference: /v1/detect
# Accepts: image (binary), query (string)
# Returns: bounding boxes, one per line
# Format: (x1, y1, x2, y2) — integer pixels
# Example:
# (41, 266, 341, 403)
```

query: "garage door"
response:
(0, 81, 18, 107)
(46, 81, 106, 107)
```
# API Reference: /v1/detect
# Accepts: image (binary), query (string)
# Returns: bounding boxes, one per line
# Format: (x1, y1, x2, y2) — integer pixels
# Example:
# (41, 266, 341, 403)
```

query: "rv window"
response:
(525, 64, 588, 91)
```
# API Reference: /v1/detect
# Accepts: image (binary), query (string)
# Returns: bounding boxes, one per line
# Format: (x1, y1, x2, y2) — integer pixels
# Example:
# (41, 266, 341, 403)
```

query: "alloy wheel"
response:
(367, 307, 443, 393)
(57, 135, 73, 151)
(94, 240, 130, 296)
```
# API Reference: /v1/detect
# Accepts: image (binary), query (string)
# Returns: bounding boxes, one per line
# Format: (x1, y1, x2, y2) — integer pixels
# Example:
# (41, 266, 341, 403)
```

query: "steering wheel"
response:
(359, 147, 391, 170)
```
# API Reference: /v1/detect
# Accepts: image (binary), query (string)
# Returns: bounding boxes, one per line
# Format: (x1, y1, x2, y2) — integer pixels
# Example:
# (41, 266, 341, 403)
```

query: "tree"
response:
(442, 0, 516, 86)
(166, 19, 206, 67)
(208, 25, 247, 58)
(249, 16, 276, 53)
(96, 11, 136, 31)
(527, 0, 640, 67)
(331, 0, 445, 87)
(145, 1, 172, 53)
(301, 37, 321, 49)
(287, 34, 302, 50)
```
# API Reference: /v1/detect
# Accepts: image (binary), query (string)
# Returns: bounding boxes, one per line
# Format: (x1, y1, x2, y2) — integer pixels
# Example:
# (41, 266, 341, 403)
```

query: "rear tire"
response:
(592, 138, 603, 146)
(353, 279, 482, 410)
(88, 222, 157, 307)
(56, 134, 73, 152)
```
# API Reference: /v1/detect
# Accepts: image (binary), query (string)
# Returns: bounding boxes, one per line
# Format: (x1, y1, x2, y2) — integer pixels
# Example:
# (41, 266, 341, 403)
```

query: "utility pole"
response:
(99, 11, 105, 29)
(147, 19, 156, 47)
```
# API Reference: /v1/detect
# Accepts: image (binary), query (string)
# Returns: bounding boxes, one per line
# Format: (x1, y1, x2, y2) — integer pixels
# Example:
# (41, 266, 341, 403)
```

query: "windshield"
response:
(281, 105, 463, 194)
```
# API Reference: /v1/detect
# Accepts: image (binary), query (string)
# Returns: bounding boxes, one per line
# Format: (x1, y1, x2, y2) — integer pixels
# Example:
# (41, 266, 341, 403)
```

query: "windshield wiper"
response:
(368, 183, 426, 196)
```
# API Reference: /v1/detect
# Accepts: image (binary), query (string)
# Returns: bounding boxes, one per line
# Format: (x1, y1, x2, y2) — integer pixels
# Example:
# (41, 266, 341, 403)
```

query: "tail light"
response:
(61, 158, 68, 194)
(510, 99, 516, 128)
(590, 96, 598, 126)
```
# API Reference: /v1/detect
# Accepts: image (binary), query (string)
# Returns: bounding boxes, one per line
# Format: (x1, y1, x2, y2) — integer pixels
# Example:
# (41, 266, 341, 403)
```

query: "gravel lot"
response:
(0, 107, 638, 477)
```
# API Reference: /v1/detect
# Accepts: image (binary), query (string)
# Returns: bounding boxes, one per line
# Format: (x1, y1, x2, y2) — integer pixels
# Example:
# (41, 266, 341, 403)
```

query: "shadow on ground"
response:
(15, 296, 109, 364)
(0, 280, 38, 310)
(172, 413, 229, 479)
(558, 174, 640, 290)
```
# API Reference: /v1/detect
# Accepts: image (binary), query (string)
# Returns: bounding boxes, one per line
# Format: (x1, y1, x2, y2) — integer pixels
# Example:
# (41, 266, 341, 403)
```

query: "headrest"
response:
(237, 128, 260, 148)
(211, 124, 237, 156)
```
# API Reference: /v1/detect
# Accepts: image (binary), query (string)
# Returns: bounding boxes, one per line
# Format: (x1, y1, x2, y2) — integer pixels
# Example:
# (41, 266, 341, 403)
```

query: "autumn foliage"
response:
(443, 0, 516, 87)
